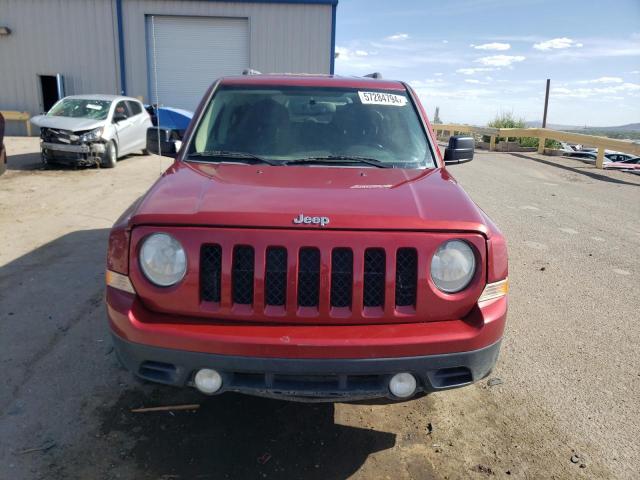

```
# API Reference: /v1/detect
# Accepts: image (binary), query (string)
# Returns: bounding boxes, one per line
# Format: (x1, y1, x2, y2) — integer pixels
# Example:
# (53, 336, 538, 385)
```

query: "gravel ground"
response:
(0, 137, 638, 479)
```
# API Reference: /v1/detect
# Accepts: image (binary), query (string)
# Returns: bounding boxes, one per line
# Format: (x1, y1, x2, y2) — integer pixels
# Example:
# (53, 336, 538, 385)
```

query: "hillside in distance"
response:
(525, 121, 640, 132)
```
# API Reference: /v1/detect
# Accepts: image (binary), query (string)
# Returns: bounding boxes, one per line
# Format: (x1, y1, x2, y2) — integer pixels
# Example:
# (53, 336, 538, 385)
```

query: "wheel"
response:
(41, 151, 51, 169)
(0, 147, 6, 176)
(102, 141, 117, 168)
(142, 148, 149, 155)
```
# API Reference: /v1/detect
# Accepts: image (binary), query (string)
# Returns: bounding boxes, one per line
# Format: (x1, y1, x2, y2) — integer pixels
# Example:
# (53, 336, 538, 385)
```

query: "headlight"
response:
(79, 127, 103, 143)
(139, 233, 187, 286)
(430, 240, 476, 293)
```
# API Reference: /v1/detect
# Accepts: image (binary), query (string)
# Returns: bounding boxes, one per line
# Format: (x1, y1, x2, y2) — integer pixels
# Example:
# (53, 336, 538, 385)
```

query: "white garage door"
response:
(146, 15, 249, 111)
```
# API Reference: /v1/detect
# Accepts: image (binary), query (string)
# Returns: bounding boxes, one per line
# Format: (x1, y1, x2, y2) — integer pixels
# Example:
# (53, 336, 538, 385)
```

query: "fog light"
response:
(194, 368, 222, 394)
(389, 372, 417, 398)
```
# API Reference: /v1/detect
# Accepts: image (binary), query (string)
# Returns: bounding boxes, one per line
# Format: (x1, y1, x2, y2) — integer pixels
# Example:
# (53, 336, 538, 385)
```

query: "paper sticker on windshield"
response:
(358, 91, 407, 106)
(86, 104, 104, 110)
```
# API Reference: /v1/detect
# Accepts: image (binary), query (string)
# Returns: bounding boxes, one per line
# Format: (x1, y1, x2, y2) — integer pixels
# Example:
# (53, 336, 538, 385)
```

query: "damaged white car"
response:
(30, 95, 152, 168)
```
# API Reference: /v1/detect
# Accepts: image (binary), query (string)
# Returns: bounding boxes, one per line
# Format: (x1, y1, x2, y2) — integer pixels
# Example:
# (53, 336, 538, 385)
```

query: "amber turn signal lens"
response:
(478, 278, 509, 303)
(106, 270, 136, 294)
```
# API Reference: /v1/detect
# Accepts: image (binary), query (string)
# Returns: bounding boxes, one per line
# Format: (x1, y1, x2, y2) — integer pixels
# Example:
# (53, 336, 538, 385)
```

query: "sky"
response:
(334, 0, 640, 126)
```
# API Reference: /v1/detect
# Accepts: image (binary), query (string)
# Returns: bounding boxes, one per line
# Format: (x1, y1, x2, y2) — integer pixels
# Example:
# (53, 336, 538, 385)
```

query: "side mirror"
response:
(444, 135, 474, 164)
(147, 127, 180, 157)
(113, 112, 128, 123)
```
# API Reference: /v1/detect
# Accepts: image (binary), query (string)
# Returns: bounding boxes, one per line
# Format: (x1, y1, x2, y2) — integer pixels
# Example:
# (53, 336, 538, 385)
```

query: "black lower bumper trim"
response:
(112, 334, 501, 402)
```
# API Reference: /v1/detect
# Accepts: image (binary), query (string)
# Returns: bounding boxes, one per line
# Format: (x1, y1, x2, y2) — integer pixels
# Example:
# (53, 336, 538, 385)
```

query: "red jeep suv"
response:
(106, 74, 508, 401)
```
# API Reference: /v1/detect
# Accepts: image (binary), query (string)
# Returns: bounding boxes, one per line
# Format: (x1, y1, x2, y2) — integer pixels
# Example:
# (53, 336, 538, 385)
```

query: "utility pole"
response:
(537, 79, 551, 155)
(542, 79, 550, 128)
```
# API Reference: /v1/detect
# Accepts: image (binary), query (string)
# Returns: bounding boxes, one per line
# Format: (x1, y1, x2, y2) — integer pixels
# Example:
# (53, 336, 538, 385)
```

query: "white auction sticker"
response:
(86, 104, 103, 110)
(358, 91, 407, 106)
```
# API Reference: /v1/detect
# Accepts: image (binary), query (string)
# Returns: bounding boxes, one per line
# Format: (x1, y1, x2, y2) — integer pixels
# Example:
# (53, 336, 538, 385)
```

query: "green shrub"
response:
(483, 112, 560, 149)
(488, 111, 526, 130)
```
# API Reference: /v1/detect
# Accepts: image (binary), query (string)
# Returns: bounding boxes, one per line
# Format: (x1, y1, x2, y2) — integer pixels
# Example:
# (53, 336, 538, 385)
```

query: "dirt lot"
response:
(1, 137, 638, 479)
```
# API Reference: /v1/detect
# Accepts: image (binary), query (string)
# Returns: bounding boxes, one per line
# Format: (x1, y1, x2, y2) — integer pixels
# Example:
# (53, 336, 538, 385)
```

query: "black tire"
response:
(41, 151, 51, 169)
(102, 141, 117, 168)
(142, 148, 149, 155)
(0, 147, 6, 176)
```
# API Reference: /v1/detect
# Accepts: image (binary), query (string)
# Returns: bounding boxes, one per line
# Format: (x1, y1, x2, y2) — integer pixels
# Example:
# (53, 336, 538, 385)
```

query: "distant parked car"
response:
(566, 151, 602, 163)
(0, 111, 6, 176)
(604, 155, 640, 171)
(30, 95, 152, 168)
(604, 153, 639, 163)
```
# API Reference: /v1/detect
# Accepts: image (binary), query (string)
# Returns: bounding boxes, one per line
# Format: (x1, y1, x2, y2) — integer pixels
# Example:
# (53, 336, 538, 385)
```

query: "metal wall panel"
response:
(0, 0, 120, 135)
(123, 1, 333, 103)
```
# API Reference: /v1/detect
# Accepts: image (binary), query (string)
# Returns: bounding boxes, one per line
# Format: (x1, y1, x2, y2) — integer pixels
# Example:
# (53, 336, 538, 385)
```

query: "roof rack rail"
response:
(364, 72, 383, 79)
(242, 69, 262, 75)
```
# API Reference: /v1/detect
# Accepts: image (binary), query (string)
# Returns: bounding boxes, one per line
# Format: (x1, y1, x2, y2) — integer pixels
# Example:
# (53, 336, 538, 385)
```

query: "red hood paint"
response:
(129, 162, 490, 234)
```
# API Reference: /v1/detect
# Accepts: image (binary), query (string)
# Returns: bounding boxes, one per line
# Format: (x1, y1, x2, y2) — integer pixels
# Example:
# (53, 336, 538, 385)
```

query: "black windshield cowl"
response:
(187, 150, 280, 166)
(284, 156, 395, 169)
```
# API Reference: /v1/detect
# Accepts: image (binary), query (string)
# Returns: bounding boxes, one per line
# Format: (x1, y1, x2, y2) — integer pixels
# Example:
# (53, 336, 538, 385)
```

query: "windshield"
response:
(47, 99, 112, 120)
(189, 86, 435, 168)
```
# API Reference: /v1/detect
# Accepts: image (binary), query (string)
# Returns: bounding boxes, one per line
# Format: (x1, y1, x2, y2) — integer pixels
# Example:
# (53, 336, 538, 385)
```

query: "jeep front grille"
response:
(135, 227, 486, 326)
(200, 244, 418, 314)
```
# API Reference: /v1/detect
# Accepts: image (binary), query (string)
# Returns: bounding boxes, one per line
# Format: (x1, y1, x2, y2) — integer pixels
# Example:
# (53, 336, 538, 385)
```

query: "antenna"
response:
(151, 15, 162, 176)
(364, 72, 383, 79)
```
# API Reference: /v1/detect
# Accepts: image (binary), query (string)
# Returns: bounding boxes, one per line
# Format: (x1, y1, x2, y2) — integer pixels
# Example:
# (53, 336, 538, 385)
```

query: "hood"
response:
(30, 115, 105, 132)
(130, 162, 489, 233)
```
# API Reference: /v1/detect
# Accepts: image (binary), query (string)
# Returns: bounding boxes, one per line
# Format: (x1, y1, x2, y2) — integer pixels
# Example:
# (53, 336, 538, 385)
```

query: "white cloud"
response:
(442, 40, 449, 44)
(456, 67, 495, 75)
(475, 55, 525, 67)
(472, 42, 511, 51)
(413, 86, 495, 100)
(631, 70, 640, 74)
(386, 33, 409, 41)
(552, 82, 640, 99)
(410, 78, 447, 88)
(335, 46, 372, 61)
(533, 37, 583, 51)
(434, 72, 444, 76)
(577, 77, 623, 84)
(465, 79, 482, 84)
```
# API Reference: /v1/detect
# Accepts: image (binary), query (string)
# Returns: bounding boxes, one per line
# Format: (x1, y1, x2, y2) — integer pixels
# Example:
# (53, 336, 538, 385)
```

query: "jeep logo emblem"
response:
(293, 213, 330, 227)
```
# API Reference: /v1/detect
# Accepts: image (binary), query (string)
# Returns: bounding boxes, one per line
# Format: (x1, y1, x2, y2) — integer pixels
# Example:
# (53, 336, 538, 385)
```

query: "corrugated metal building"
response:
(0, 0, 337, 134)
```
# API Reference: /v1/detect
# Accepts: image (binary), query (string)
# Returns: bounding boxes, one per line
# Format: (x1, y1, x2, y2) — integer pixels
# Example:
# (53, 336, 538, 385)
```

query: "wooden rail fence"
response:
(433, 123, 640, 169)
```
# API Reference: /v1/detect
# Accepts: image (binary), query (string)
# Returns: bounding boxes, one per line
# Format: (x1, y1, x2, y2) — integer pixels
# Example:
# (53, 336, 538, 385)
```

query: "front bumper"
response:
(41, 141, 106, 165)
(113, 333, 501, 401)
(107, 287, 506, 401)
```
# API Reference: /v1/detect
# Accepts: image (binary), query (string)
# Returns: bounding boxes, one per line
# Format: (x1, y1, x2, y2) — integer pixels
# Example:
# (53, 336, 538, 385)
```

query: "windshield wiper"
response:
(187, 150, 280, 166)
(284, 155, 393, 168)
